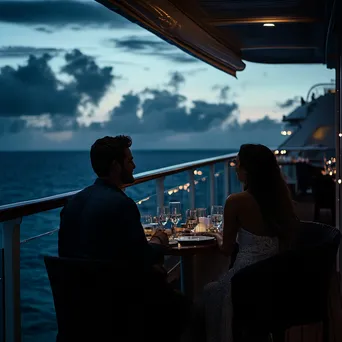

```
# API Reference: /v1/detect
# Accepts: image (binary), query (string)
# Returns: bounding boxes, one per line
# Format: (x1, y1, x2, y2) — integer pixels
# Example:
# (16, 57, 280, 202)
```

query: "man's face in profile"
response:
(120, 148, 136, 184)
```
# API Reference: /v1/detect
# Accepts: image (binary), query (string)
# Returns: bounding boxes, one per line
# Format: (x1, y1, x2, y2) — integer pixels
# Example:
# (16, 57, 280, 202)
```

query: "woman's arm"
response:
(217, 194, 240, 257)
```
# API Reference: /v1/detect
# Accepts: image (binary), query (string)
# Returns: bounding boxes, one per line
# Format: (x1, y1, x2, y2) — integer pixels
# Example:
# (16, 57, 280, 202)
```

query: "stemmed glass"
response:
(157, 206, 170, 228)
(196, 208, 207, 218)
(141, 214, 153, 239)
(169, 201, 182, 226)
(141, 214, 152, 226)
(186, 209, 197, 230)
(211, 205, 223, 231)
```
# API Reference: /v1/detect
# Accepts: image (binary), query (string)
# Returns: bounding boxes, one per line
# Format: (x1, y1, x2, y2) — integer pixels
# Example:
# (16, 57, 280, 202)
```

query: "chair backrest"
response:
(44, 256, 165, 341)
(231, 221, 340, 334)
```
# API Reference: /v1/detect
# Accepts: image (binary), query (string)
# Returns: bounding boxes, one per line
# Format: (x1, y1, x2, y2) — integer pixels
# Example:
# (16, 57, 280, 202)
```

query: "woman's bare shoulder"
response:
(225, 191, 253, 206)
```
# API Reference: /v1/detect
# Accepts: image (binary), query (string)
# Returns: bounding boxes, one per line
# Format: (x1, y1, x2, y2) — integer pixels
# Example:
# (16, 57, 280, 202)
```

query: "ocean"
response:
(0, 150, 240, 341)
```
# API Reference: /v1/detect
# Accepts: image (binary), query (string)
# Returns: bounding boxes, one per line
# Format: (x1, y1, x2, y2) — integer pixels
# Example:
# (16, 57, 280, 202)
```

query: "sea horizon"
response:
(0, 148, 236, 152)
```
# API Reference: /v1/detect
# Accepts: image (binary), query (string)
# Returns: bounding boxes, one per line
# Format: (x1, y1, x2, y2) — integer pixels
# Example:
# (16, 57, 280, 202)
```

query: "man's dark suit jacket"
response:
(58, 178, 164, 268)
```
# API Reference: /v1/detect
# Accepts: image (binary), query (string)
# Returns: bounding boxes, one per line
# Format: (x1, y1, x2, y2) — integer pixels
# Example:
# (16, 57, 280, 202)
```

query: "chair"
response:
(44, 256, 188, 342)
(231, 221, 341, 342)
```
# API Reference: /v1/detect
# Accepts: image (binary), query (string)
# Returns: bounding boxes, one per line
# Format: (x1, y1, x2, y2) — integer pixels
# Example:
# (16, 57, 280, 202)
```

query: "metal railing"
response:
(0, 150, 302, 342)
(0, 151, 240, 342)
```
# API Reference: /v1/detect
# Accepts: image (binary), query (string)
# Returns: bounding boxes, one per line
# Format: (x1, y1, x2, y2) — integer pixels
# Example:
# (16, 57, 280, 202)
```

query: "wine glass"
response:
(211, 205, 223, 231)
(157, 206, 170, 227)
(186, 209, 197, 229)
(141, 214, 153, 239)
(169, 202, 182, 226)
(141, 214, 152, 226)
(196, 208, 207, 218)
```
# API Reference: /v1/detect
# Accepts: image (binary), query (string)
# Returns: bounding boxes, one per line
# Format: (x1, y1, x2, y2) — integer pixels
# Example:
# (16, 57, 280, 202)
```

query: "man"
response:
(58, 135, 168, 267)
(58, 135, 191, 341)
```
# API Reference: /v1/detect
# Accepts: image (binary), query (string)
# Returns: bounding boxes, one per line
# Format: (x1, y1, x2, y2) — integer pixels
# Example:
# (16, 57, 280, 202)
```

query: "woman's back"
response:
(231, 191, 280, 270)
(234, 191, 273, 237)
(234, 228, 279, 270)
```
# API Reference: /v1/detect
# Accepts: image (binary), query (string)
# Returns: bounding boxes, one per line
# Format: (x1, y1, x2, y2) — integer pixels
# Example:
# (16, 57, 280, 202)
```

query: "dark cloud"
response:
(0, 117, 27, 135)
(184, 68, 207, 76)
(277, 96, 300, 109)
(0, 49, 116, 130)
(0, 54, 283, 150)
(35, 27, 53, 34)
(159, 53, 199, 64)
(112, 36, 168, 52)
(90, 92, 141, 132)
(0, 0, 133, 29)
(212, 85, 231, 102)
(0, 46, 64, 58)
(109, 36, 199, 64)
(0, 66, 237, 135)
(166, 71, 185, 92)
(229, 115, 281, 131)
(61, 49, 116, 105)
(101, 83, 238, 134)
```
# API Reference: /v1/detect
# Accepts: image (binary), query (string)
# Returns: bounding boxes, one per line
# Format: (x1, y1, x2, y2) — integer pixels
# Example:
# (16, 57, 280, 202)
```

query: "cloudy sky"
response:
(0, 0, 335, 150)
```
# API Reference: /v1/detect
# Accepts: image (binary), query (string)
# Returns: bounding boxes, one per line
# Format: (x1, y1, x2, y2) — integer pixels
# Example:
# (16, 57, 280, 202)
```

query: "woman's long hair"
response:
(238, 144, 297, 244)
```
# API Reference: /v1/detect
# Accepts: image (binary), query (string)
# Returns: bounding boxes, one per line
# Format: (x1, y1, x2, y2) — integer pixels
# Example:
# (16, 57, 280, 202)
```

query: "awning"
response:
(96, 0, 340, 75)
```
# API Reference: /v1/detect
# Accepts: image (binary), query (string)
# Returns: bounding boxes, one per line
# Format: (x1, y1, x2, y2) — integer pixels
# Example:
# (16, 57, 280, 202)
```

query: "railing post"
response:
(156, 177, 165, 209)
(2, 218, 22, 342)
(224, 161, 231, 203)
(188, 169, 195, 209)
(209, 165, 215, 207)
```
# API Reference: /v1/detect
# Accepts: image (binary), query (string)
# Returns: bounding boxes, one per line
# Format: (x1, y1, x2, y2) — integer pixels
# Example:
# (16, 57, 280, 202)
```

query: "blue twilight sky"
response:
(0, 0, 335, 150)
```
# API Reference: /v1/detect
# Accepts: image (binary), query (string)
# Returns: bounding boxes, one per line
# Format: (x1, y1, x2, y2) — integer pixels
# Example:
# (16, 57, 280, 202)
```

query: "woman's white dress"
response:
(202, 228, 279, 342)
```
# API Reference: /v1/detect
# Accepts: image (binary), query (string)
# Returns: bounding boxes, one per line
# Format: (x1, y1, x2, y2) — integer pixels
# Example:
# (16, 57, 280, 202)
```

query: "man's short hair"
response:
(90, 135, 132, 177)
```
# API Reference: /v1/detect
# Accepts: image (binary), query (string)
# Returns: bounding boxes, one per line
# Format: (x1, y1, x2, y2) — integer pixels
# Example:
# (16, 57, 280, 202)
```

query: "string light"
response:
(134, 169, 224, 206)
(323, 156, 336, 177)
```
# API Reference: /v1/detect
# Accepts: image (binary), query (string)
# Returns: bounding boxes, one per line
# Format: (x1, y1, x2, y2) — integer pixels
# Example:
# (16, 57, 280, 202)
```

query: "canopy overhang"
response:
(96, 0, 340, 75)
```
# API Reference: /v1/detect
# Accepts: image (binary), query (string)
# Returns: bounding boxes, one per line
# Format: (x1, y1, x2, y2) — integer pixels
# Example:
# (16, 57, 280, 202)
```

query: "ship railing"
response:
(0, 150, 301, 342)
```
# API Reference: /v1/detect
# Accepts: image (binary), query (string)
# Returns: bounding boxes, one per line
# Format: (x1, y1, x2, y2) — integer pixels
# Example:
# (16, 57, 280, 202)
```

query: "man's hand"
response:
(149, 229, 169, 246)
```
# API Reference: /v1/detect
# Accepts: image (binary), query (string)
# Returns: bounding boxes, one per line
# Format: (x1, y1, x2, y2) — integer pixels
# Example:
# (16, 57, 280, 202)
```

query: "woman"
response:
(193, 144, 298, 342)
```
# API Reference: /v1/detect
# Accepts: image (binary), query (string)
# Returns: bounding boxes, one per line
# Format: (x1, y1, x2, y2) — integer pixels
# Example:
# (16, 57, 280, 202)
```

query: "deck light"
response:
(263, 23, 275, 27)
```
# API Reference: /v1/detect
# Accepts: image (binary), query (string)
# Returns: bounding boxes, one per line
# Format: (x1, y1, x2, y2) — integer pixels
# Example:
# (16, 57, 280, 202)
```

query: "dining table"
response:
(164, 236, 230, 300)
